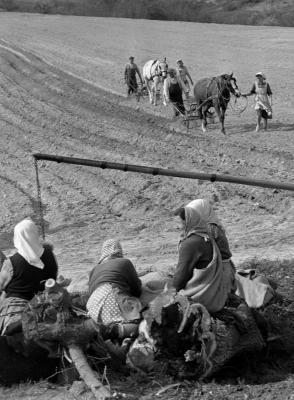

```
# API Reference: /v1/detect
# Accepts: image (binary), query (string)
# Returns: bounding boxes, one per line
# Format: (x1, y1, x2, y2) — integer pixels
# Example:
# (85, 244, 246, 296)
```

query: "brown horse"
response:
(193, 73, 240, 134)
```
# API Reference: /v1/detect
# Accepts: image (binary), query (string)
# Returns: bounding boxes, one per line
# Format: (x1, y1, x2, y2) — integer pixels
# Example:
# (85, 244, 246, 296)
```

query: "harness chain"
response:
(34, 158, 45, 240)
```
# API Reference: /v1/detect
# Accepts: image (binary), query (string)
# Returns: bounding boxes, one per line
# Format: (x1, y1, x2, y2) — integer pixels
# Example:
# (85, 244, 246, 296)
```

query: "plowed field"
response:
(0, 13, 293, 399)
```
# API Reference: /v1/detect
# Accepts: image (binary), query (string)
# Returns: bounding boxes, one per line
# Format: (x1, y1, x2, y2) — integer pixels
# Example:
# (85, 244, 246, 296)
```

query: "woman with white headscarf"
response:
(87, 239, 142, 340)
(173, 206, 235, 313)
(0, 218, 58, 334)
(185, 198, 232, 261)
(185, 199, 274, 308)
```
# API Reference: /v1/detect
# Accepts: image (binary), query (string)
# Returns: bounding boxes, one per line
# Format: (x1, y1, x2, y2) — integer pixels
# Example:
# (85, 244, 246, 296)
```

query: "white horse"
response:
(142, 58, 168, 106)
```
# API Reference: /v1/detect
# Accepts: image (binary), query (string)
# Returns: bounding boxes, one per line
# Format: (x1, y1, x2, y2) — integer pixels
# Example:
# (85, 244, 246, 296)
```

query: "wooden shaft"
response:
(33, 153, 294, 192)
(68, 344, 111, 400)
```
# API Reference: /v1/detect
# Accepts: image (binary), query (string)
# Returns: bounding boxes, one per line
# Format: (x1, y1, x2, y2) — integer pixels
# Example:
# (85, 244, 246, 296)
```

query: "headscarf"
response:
(14, 219, 44, 269)
(98, 239, 123, 264)
(178, 207, 209, 250)
(186, 199, 225, 231)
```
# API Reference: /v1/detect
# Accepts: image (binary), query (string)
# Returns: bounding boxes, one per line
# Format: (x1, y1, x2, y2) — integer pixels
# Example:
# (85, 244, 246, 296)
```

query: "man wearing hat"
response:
(124, 56, 143, 97)
(242, 72, 273, 132)
(176, 59, 194, 99)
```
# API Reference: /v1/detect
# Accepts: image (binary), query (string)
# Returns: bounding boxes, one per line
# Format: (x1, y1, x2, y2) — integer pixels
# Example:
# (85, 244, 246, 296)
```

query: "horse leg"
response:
(153, 77, 159, 106)
(201, 105, 208, 133)
(214, 102, 225, 134)
(163, 87, 167, 106)
(196, 103, 205, 133)
(220, 106, 226, 134)
(145, 79, 152, 104)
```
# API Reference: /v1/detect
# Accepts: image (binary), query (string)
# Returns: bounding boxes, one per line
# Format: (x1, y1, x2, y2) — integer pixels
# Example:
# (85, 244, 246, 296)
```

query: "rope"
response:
(0, 310, 24, 318)
(229, 95, 248, 115)
(171, 102, 187, 117)
(200, 76, 247, 115)
(34, 158, 45, 240)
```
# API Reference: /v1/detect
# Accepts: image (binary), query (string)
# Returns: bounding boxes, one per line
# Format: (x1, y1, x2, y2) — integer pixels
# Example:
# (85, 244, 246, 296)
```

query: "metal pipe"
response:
(33, 153, 294, 192)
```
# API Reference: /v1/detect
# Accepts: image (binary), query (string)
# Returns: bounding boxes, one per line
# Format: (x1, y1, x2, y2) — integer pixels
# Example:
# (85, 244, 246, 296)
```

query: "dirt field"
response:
(0, 13, 293, 399)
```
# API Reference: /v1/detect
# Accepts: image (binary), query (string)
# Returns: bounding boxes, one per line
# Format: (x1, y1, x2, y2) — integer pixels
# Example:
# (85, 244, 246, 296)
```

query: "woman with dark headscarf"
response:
(87, 239, 142, 339)
(0, 218, 58, 334)
(173, 206, 235, 313)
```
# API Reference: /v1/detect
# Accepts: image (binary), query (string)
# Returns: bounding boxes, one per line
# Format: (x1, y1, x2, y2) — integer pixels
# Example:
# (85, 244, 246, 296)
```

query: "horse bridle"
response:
(150, 60, 167, 80)
(215, 76, 239, 102)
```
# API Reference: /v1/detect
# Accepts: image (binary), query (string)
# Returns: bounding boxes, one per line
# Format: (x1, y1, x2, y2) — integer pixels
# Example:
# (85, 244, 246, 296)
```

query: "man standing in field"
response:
(163, 68, 186, 117)
(124, 56, 143, 97)
(176, 59, 194, 99)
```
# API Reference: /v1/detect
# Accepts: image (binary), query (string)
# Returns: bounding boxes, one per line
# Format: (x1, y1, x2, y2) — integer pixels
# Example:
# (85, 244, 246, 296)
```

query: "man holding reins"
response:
(176, 59, 194, 99)
(124, 56, 143, 97)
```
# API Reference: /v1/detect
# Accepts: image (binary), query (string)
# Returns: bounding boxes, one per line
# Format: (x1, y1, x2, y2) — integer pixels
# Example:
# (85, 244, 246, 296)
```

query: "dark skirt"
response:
(169, 82, 185, 115)
(0, 297, 28, 335)
(261, 109, 272, 119)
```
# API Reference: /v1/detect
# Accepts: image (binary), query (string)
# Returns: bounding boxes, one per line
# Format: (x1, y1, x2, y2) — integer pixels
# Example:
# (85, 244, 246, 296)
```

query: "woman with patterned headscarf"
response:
(0, 218, 58, 334)
(173, 206, 235, 313)
(87, 239, 142, 339)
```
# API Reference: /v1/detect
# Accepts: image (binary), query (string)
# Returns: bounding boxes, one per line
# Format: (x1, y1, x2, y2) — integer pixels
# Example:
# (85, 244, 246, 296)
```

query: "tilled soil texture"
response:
(0, 13, 293, 400)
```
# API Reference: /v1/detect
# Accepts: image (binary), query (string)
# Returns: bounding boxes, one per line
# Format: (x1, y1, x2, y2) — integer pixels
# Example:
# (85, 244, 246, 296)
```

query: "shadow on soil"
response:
(231, 122, 294, 135)
(213, 348, 294, 385)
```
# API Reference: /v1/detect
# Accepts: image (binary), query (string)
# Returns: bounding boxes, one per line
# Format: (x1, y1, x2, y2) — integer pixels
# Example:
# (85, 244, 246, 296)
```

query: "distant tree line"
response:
(0, 0, 294, 27)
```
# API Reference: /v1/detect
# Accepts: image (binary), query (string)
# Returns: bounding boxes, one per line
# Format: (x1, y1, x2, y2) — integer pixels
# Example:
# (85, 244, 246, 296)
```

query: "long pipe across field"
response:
(33, 154, 294, 192)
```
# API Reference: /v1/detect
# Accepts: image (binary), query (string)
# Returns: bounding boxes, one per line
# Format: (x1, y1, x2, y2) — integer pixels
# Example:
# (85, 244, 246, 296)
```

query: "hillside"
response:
(0, 13, 294, 399)
(1, 0, 294, 27)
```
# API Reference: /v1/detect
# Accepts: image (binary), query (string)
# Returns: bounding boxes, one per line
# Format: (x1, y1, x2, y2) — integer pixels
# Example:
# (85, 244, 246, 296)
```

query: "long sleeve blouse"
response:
(89, 257, 142, 297)
(173, 234, 213, 291)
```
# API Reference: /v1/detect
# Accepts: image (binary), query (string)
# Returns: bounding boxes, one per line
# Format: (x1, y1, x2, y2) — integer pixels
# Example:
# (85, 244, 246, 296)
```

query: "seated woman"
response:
(0, 218, 58, 334)
(185, 198, 233, 262)
(87, 239, 142, 340)
(173, 206, 235, 313)
(181, 200, 275, 309)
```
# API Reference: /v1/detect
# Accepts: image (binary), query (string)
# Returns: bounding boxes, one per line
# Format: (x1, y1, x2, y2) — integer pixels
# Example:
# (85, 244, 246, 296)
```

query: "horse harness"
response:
(205, 76, 232, 104)
(149, 60, 164, 80)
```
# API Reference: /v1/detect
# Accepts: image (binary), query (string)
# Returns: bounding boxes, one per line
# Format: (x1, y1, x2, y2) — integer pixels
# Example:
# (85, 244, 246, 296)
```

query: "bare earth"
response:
(0, 13, 293, 399)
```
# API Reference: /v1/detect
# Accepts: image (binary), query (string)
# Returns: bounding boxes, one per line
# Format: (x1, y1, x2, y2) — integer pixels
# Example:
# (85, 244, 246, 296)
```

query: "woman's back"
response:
(89, 257, 141, 297)
(5, 245, 58, 301)
(173, 234, 213, 291)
